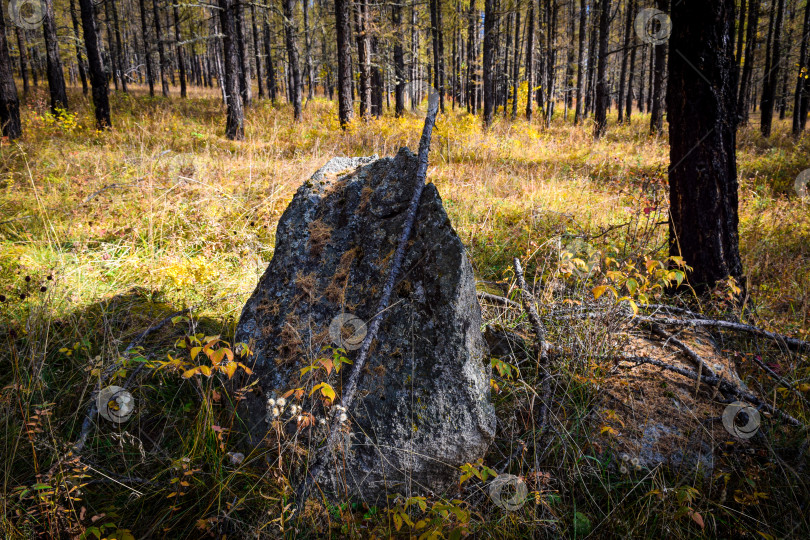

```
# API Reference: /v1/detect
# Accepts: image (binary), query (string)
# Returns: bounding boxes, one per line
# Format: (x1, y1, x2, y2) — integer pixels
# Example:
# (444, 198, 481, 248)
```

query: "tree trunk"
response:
(430, 0, 447, 113)
(594, 0, 609, 137)
(173, 3, 186, 98)
(79, 0, 111, 129)
(574, 0, 587, 124)
(152, 0, 170, 96)
(625, 0, 637, 121)
(668, 0, 743, 292)
(617, 0, 633, 123)
(0, 2, 22, 139)
(139, 0, 155, 96)
(737, 0, 759, 124)
(393, 2, 406, 116)
(235, 1, 252, 106)
(264, 14, 277, 102)
(302, 0, 314, 99)
(218, 0, 245, 139)
(355, 0, 371, 118)
(335, 0, 353, 127)
(760, 0, 784, 137)
(43, 0, 68, 113)
(68, 0, 87, 96)
(526, 0, 535, 120)
(483, 0, 497, 126)
(283, 0, 302, 120)
(111, 0, 128, 93)
(793, 0, 810, 134)
(649, 0, 668, 135)
(15, 27, 30, 97)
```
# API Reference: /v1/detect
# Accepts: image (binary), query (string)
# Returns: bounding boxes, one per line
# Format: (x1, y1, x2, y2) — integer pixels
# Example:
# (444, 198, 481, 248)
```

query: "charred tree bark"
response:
(302, 0, 314, 99)
(68, 0, 87, 95)
(235, 1, 252, 106)
(668, 0, 743, 293)
(283, 0, 302, 120)
(625, 0, 637, 121)
(250, 4, 264, 99)
(617, 0, 633, 123)
(79, 0, 111, 129)
(429, 0, 446, 112)
(0, 2, 22, 139)
(335, 0, 354, 127)
(593, 0, 609, 137)
(218, 0, 245, 139)
(43, 0, 68, 113)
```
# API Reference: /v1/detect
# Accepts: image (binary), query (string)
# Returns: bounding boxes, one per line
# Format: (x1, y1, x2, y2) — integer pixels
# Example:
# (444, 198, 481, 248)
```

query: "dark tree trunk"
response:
(173, 3, 186, 98)
(104, 0, 119, 91)
(483, 0, 497, 126)
(370, 33, 383, 116)
(625, 0, 637, 121)
(526, 0, 535, 120)
(248, 4, 263, 99)
(594, 0, 609, 137)
(466, 0, 477, 114)
(139, 0, 155, 96)
(111, 0, 128, 93)
(737, 0, 759, 124)
(355, 0, 371, 118)
(15, 27, 30, 97)
(302, 0, 314, 99)
(0, 2, 22, 139)
(43, 0, 68, 113)
(68, 0, 87, 96)
(760, 0, 784, 137)
(235, 1, 252, 106)
(335, 0, 353, 127)
(585, 0, 598, 116)
(393, 2, 406, 117)
(264, 11, 277, 101)
(794, 0, 810, 134)
(283, 0, 302, 120)
(79, 0, 111, 129)
(218, 0, 245, 139)
(617, 0, 633, 123)
(574, 0, 587, 124)
(152, 0, 170, 96)
(510, 10, 520, 120)
(430, 0, 447, 112)
(649, 0, 668, 135)
(668, 0, 743, 292)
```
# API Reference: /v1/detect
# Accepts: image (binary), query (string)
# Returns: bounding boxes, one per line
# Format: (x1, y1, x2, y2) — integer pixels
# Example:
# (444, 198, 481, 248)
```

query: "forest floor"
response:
(1, 85, 809, 538)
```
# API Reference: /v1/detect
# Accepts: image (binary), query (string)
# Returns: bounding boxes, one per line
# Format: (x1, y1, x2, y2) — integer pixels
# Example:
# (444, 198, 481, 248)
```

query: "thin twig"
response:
(512, 258, 547, 361)
(476, 291, 521, 309)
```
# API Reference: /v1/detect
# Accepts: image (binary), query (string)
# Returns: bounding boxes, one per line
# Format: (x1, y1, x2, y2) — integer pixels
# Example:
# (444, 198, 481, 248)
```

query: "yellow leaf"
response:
(238, 363, 253, 375)
(592, 285, 608, 299)
(224, 362, 238, 379)
(199, 365, 212, 377)
(182, 367, 200, 379)
(190, 347, 202, 361)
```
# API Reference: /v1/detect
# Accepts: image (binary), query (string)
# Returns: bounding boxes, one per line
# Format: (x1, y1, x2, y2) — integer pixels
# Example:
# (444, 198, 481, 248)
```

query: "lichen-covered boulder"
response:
(234, 148, 495, 503)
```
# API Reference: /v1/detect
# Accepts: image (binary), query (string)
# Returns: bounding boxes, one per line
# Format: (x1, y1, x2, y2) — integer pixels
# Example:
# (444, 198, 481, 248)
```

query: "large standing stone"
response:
(234, 148, 495, 503)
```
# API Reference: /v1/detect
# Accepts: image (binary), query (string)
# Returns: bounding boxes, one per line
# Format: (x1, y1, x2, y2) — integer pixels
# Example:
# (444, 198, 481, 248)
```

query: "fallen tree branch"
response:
(630, 315, 810, 353)
(512, 258, 548, 362)
(751, 355, 810, 410)
(647, 323, 718, 380)
(296, 90, 441, 507)
(620, 356, 804, 428)
(477, 291, 521, 309)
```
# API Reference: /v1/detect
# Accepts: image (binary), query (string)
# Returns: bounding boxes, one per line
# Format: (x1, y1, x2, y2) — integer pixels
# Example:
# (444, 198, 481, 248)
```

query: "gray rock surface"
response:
(234, 148, 495, 503)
